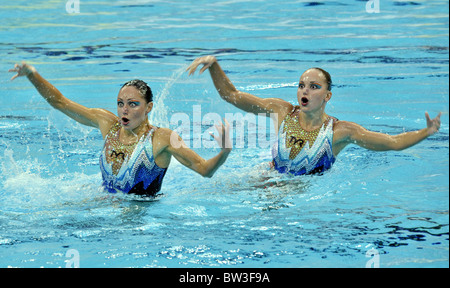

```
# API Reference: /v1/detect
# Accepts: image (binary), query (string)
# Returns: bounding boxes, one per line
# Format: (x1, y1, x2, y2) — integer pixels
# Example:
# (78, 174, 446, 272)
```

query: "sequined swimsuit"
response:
(99, 122, 167, 196)
(272, 107, 337, 175)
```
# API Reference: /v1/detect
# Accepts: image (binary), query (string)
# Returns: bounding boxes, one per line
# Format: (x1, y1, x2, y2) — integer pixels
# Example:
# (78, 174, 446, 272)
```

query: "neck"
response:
(121, 120, 151, 143)
(298, 108, 327, 130)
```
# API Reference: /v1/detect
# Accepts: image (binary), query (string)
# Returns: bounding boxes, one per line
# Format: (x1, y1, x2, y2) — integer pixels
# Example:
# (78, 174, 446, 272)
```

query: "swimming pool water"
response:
(0, 0, 448, 268)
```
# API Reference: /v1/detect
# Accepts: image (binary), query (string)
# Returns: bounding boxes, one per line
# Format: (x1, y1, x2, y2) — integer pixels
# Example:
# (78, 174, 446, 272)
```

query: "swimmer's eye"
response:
(298, 83, 322, 89)
(117, 101, 140, 108)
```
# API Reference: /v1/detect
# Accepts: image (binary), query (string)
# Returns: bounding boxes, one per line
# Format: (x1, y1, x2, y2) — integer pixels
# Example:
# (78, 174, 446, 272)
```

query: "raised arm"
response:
(155, 120, 231, 178)
(333, 112, 442, 155)
(187, 56, 292, 118)
(9, 62, 117, 137)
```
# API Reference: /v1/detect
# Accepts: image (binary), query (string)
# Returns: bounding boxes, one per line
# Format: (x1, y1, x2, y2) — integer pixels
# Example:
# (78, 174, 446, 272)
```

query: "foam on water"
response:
(0, 148, 102, 213)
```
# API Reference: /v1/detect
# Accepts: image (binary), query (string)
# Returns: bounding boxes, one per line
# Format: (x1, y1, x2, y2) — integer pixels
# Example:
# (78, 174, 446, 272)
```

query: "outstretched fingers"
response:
(186, 62, 208, 76)
(186, 62, 199, 76)
(211, 119, 231, 150)
(9, 64, 21, 81)
(425, 111, 442, 135)
(186, 56, 217, 76)
(8, 62, 33, 81)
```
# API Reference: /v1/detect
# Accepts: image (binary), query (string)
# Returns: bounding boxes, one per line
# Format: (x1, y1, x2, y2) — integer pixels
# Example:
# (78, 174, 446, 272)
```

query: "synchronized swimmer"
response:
(187, 56, 442, 176)
(8, 56, 442, 196)
(9, 62, 231, 197)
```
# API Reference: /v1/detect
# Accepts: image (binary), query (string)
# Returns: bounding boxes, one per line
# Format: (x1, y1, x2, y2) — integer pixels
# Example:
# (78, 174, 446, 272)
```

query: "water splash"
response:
(149, 66, 186, 128)
(238, 82, 298, 91)
(1, 149, 23, 180)
(0, 148, 101, 213)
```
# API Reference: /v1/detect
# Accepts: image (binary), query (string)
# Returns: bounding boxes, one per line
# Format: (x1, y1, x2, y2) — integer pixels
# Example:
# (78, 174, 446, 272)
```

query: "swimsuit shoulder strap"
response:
(328, 116, 339, 129)
(145, 125, 159, 141)
(289, 106, 300, 117)
(140, 125, 159, 155)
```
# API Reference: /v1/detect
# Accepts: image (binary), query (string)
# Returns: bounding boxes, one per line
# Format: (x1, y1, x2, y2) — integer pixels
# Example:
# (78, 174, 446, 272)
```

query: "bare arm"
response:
(9, 63, 117, 137)
(187, 56, 292, 118)
(333, 112, 442, 154)
(157, 120, 232, 178)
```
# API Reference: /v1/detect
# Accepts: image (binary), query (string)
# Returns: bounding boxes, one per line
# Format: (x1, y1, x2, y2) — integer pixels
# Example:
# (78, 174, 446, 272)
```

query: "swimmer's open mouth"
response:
(301, 97, 309, 106)
(122, 117, 130, 125)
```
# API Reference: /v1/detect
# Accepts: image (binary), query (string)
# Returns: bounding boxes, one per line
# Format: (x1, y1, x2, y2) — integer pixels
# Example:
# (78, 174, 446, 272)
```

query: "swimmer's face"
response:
(117, 86, 153, 130)
(297, 69, 332, 111)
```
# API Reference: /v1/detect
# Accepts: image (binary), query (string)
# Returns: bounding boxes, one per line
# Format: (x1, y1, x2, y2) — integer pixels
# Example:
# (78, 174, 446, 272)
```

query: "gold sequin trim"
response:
(103, 123, 151, 175)
(283, 110, 332, 160)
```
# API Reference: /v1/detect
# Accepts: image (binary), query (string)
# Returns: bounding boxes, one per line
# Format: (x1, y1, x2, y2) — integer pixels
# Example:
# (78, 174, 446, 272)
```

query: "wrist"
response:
(25, 65, 37, 78)
(426, 127, 437, 137)
(209, 55, 217, 62)
(221, 147, 232, 154)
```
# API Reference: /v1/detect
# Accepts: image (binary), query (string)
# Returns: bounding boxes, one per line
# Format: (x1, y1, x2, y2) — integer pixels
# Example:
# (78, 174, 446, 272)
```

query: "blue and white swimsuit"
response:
(272, 107, 337, 175)
(99, 122, 167, 196)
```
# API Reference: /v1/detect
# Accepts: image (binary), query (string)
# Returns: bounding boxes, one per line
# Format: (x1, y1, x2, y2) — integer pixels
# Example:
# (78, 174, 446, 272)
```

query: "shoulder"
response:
(93, 109, 118, 138)
(334, 120, 362, 130)
(266, 99, 293, 127)
(152, 127, 174, 140)
(152, 127, 185, 148)
(271, 98, 293, 115)
(149, 127, 173, 156)
(333, 120, 366, 143)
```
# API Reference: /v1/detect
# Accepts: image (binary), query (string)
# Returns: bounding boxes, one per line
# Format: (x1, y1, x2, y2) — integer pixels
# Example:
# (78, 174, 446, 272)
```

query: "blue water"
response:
(0, 0, 448, 268)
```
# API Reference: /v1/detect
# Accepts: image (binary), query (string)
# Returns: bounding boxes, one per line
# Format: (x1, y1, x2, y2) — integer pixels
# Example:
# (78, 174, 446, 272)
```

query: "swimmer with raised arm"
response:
(187, 56, 441, 176)
(9, 62, 231, 197)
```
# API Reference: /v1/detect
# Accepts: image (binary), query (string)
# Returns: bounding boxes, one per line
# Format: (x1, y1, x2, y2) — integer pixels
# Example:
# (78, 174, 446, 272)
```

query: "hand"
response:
(425, 111, 442, 136)
(9, 62, 36, 81)
(210, 118, 232, 151)
(186, 56, 217, 76)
